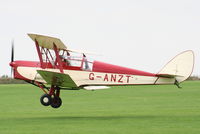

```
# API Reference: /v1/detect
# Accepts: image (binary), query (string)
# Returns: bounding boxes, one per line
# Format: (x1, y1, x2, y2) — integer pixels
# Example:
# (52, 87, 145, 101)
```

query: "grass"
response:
(0, 81, 200, 134)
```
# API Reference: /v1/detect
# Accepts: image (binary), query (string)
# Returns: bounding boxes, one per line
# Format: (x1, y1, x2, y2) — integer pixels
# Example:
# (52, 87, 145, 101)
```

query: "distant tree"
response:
(1, 75, 8, 78)
(187, 75, 200, 80)
(0, 75, 26, 84)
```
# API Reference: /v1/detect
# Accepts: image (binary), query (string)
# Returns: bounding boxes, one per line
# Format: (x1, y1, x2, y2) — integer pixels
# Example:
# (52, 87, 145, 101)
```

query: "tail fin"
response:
(157, 50, 194, 83)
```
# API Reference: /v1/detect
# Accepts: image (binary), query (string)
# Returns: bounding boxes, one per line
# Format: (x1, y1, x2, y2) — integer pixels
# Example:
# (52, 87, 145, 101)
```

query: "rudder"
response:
(157, 50, 194, 83)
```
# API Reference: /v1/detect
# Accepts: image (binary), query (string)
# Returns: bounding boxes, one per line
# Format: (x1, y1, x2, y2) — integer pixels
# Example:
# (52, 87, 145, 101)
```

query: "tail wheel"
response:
(51, 96, 62, 108)
(40, 94, 52, 106)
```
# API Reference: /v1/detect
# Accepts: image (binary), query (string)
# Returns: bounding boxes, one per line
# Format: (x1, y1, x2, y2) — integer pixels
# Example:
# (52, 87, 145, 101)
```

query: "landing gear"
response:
(37, 83, 62, 108)
(40, 94, 62, 108)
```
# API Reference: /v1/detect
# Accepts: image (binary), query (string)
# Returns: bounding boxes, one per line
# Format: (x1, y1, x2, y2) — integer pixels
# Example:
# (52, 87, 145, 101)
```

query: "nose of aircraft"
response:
(9, 61, 16, 67)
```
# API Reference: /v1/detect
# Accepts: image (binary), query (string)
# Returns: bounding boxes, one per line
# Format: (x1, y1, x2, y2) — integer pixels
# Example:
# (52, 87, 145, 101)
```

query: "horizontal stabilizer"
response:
(156, 74, 184, 78)
(83, 86, 110, 90)
(37, 70, 77, 88)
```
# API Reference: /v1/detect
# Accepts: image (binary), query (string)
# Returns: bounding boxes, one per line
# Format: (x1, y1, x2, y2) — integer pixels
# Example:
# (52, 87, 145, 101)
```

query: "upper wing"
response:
(28, 33, 97, 55)
(37, 70, 77, 88)
(28, 33, 67, 50)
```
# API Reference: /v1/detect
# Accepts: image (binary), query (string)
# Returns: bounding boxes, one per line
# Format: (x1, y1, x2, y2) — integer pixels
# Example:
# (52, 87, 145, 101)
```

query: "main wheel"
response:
(40, 94, 52, 106)
(51, 96, 62, 108)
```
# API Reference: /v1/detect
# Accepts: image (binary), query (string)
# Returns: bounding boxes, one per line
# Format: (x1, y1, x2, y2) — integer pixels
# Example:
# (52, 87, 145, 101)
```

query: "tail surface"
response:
(157, 50, 194, 83)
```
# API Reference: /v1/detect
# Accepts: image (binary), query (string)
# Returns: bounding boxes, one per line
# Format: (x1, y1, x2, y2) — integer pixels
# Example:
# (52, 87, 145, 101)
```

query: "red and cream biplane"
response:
(9, 34, 194, 108)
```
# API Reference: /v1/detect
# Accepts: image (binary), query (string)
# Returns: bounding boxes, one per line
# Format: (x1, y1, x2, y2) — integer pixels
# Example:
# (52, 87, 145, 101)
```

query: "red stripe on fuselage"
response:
(92, 61, 156, 76)
(10, 60, 41, 68)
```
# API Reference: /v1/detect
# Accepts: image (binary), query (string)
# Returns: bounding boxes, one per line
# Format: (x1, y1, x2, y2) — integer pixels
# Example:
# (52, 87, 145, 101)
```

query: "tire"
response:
(51, 97, 62, 108)
(40, 94, 52, 106)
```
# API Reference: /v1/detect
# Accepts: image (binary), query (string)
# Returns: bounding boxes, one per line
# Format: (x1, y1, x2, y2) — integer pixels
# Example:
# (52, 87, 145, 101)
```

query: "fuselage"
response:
(10, 60, 175, 88)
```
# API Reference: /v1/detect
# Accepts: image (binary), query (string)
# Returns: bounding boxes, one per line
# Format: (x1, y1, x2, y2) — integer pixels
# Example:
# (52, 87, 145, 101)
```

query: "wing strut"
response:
(35, 39, 44, 68)
(53, 43, 63, 73)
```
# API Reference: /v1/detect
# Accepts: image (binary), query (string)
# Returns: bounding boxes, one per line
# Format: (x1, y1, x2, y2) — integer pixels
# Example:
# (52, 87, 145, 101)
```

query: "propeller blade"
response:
(11, 40, 14, 77)
(11, 40, 14, 62)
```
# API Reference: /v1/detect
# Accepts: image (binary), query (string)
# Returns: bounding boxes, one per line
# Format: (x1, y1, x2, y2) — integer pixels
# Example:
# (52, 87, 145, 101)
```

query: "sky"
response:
(0, 0, 199, 76)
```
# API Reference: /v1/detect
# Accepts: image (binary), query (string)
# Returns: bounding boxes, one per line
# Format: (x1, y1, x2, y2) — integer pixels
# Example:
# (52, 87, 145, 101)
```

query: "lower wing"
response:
(37, 70, 77, 88)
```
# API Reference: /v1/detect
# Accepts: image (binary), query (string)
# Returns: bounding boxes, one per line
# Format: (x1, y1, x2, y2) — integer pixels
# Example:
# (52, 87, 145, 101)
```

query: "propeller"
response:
(11, 40, 14, 77)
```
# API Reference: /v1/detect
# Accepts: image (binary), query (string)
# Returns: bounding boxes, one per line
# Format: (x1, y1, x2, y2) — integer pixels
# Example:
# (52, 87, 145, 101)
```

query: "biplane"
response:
(9, 34, 194, 108)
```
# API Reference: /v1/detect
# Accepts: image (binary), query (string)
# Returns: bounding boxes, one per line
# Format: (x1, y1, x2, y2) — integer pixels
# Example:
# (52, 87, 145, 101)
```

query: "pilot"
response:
(83, 54, 89, 70)
(59, 55, 71, 66)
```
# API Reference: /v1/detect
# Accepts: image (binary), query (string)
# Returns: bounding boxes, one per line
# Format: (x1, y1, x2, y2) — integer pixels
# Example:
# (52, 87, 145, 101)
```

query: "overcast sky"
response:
(0, 0, 199, 76)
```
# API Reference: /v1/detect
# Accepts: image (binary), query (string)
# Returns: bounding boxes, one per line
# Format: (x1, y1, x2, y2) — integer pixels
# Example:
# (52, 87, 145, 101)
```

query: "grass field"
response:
(0, 81, 200, 134)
